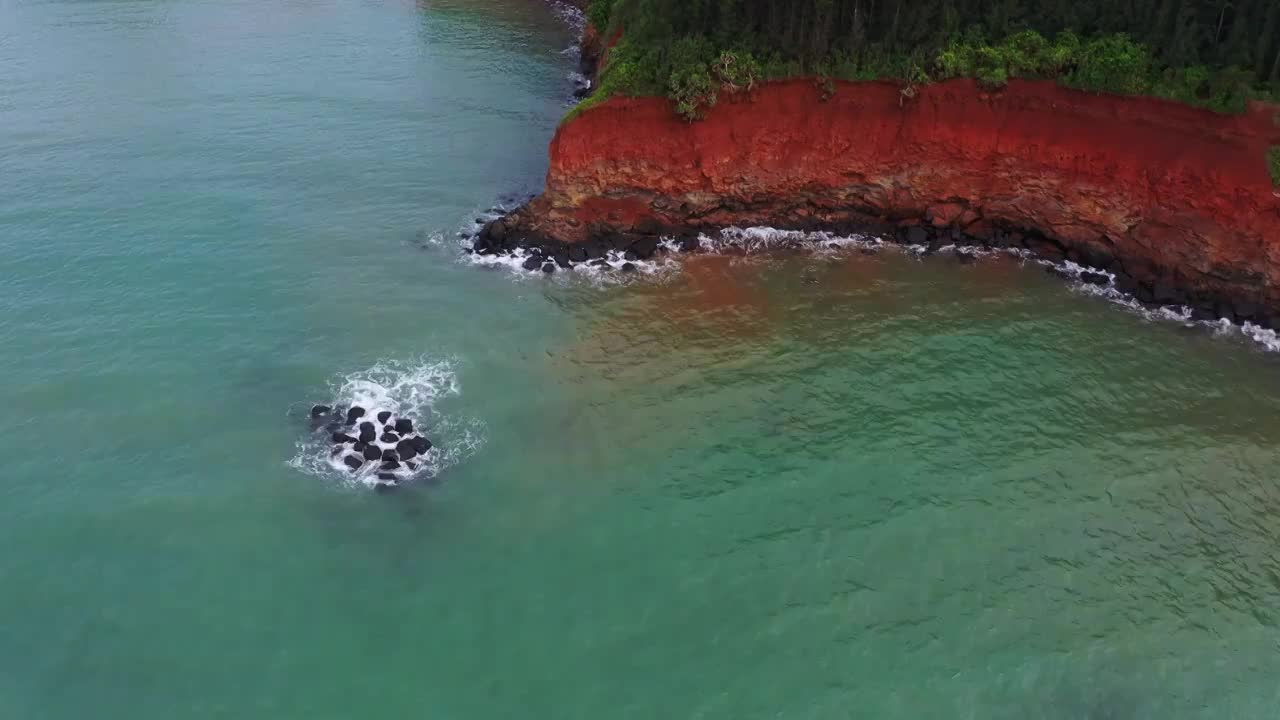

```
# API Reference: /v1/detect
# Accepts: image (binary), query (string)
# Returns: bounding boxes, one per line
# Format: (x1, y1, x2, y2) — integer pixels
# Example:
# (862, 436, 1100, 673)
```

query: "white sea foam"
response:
(709, 226, 881, 253)
(720, 228, 1276, 352)
(568, 70, 592, 97)
(936, 238, 1278, 353)
(1068, 277, 1280, 350)
(458, 225, 881, 283)
(1241, 323, 1280, 352)
(465, 243, 681, 287)
(290, 358, 484, 489)
(456, 224, 880, 284)
(548, 0, 585, 36)
(548, 0, 587, 102)
(931, 241, 1277, 351)
(455, 221, 1280, 352)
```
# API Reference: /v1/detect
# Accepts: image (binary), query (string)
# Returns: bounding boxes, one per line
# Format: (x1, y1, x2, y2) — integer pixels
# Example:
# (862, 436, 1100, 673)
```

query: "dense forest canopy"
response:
(580, 0, 1280, 118)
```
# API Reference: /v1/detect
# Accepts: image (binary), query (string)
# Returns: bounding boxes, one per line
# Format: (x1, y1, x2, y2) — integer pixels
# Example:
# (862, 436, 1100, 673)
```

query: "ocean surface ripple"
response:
(1, 0, 1279, 718)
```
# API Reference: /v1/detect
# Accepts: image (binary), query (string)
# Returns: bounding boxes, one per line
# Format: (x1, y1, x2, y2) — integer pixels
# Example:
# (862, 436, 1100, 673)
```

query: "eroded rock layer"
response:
(492, 78, 1280, 320)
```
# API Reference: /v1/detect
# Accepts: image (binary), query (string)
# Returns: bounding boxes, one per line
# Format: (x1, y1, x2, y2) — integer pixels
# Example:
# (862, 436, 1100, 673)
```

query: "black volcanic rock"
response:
(904, 226, 930, 245)
(631, 237, 660, 259)
(1234, 301, 1260, 322)
(1152, 283, 1183, 305)
(396, 439, 419, 460)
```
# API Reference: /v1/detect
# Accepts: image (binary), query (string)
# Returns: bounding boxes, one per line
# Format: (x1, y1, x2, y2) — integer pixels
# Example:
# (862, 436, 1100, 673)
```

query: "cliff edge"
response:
(490, 77, 1280, 322)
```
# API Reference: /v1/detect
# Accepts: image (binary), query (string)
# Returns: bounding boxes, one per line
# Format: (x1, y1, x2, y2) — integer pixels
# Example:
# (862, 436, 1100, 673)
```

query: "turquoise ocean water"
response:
(3, 0, 1280, 717)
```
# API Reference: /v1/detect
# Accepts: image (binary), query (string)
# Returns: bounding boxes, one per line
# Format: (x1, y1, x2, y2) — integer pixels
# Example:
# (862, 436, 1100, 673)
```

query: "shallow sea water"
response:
(2, 0, 1280, 717)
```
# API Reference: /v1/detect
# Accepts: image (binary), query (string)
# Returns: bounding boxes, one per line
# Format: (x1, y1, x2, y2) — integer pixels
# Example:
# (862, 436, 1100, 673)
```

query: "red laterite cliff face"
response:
(505, 77, 1280, 313)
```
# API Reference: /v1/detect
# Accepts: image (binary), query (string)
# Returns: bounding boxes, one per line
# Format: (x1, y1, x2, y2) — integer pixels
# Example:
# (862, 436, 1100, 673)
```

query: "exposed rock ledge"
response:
(482, 77, 1280, 323)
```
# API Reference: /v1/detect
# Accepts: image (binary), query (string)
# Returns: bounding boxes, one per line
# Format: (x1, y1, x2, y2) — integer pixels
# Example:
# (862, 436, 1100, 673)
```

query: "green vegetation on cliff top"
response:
(576, 0, 1280, 121)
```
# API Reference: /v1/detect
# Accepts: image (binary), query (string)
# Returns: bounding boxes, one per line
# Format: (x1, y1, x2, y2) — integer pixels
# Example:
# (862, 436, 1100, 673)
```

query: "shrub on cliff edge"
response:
(585, 0, 617, 34)
(1065, 34, 1151, 96)
(571, 35, 762, 121)
(668, 40, 761, 119)
(1268, 147, 1280, 187)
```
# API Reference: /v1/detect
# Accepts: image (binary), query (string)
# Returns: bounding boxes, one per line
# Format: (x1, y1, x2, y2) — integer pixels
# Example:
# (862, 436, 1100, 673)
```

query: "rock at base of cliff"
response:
(630, 237, 660, 260)
(678, 236, 702, 253)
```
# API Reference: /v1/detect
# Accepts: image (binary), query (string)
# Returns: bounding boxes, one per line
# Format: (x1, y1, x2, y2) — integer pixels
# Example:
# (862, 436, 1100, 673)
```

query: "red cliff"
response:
(500, 78, 1280, 317)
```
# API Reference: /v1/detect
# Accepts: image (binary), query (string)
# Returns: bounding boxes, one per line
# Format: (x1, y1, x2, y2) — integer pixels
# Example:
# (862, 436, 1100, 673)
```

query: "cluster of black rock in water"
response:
(310, 404, 432, 490)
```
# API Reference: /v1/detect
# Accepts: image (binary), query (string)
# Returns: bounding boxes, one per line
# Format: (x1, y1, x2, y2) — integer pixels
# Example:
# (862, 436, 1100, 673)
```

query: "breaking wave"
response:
(290, 357, 485, 488)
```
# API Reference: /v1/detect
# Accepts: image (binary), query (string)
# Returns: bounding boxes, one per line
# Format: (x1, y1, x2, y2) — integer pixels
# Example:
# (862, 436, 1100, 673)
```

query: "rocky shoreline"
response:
(474, 208, 1272, 326)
